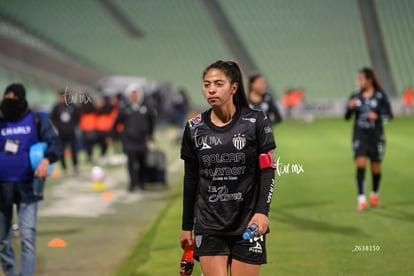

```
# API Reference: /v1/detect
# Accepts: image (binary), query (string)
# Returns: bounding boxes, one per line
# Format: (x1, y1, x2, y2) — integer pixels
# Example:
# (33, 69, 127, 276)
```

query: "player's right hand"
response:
(348, 98, 358, 109)
(180, 230, 193, 249)
(34, 158, 49, 180)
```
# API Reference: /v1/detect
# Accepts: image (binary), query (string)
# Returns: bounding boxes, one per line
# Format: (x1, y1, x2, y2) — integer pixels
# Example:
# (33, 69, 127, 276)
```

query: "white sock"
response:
(358, 195, 366, 203)
(371, 191, 378, 197)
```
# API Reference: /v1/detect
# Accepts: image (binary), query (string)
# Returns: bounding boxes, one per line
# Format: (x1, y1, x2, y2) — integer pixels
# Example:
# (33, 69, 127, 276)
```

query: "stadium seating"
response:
(0, 18, 67, 61)
(0, 0, 231, 104)
(0, 0, 412, 103)
(219, 0, 371, 100)
(0, 65, 56, 108)
(375, 0, 414, 95)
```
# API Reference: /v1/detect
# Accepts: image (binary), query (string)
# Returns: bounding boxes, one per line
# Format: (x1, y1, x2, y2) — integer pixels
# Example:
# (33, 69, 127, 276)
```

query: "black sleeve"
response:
(182, 160, 199, 231)
(257, 111, 276, 154)
(379, 92, 393, 121)
(50, 105, 59, 125)
(180, 123, 196, 161)
(344, 93, 357, 120)
(181, 122, 199, 230)
(255, 168, 275, 215)
(39, 116, 63, 164)
(268, 96, 282, 125)
(254, 111, 277, 215)
(147, 108, 155, 137)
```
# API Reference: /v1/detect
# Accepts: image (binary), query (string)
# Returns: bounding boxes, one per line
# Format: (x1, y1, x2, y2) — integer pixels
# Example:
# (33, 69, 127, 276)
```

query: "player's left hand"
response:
(248, 213, 269, 236)
(34, 158, 49, 180)
(367, 112, 378, 121)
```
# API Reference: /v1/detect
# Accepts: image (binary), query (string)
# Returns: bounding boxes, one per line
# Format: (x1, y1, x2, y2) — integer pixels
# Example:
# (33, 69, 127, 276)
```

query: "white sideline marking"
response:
(39, 158, 183, 218)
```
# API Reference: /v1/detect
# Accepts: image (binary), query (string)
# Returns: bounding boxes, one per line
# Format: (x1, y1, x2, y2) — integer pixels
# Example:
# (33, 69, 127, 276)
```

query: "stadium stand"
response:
(0, 0, 231, 104)
(0, 64, 55, 108)
(219, 0, 371, 100)
(0, 0, 412, 105)
(0, 17, 74, 63)
(375, 0, 414, 96)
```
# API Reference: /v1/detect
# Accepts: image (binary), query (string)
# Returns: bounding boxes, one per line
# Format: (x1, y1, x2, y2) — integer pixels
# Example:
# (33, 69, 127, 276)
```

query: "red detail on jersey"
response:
(259, 150, 276, 170)
(189, 114, 201, 127)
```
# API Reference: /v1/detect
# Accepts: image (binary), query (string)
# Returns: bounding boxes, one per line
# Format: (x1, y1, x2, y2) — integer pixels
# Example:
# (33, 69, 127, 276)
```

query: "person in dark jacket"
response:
(113, 84, 154, 192)
(50, 90, 80, 173)
(0, 83, 63, 276)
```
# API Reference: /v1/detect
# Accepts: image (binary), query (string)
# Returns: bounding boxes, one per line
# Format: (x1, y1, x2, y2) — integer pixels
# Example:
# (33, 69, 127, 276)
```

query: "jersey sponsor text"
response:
(208, 185, 243, 202)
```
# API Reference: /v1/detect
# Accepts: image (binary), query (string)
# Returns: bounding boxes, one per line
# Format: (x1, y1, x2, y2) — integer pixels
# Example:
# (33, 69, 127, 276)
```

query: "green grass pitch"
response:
(117, 116, 414, 275)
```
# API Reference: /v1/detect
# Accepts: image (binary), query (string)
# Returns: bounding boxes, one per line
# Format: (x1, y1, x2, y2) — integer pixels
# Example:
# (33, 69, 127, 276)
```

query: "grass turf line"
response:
(115, 186, 184, 276)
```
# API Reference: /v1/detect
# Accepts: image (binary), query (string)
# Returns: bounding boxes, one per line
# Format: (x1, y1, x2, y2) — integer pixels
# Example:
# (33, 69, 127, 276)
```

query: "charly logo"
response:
(200, 142, 212, 151)
(195, 235, 202, 248)
(233, 133, 246, 150)
(249, 236, 264, 254)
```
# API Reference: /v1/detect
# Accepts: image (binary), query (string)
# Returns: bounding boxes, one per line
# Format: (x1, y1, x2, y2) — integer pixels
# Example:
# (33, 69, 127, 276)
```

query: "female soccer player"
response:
(248, 74, 282, 125)
(180, 61, 277, 276)
(345, 67, 393, 211)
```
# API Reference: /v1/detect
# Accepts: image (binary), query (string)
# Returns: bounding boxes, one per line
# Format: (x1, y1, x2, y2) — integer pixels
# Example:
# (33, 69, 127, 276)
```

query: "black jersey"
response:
(248, 93, 282, 125)
(345, 89, 393, 139)
(181, 107, 276, 235)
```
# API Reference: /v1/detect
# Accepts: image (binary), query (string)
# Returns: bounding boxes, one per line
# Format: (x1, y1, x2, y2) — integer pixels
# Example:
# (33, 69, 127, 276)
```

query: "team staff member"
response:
(248, 74, 282, 125)
(112, 84, 154, 192)
(345, 68, 393, 211)
(180, 61, 277, 276)
(0, 83, 62, 276)
(50, 90, 80, 173)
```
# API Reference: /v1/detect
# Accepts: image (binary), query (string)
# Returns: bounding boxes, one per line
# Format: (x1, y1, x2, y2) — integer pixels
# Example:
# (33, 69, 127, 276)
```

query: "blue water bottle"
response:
(242, 223, 259, 240)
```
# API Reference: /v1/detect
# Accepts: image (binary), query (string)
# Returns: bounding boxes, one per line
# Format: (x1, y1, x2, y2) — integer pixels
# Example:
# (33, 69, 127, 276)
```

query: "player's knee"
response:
(371, 163, 381, 173)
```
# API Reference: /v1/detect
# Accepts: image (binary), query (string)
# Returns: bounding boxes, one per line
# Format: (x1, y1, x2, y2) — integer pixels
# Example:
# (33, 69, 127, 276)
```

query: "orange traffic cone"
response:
(48, 238, 67, 248)
(101, 192, 113, 200)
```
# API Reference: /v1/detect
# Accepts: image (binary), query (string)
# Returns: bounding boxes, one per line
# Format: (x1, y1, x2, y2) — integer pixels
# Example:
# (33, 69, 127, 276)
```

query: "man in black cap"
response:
(50, 90, 80, 174)
(0, 83, 63, 276)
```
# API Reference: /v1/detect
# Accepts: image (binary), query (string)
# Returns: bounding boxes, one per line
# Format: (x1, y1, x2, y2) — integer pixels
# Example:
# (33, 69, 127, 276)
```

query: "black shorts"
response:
(193, 234, 267, 265)
(352, 135, 385, 162)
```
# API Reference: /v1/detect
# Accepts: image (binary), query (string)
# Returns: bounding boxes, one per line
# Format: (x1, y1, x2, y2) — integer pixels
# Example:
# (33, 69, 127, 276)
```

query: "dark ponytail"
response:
(359, 67, 383, 92)
(202, 60, 249, 108)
